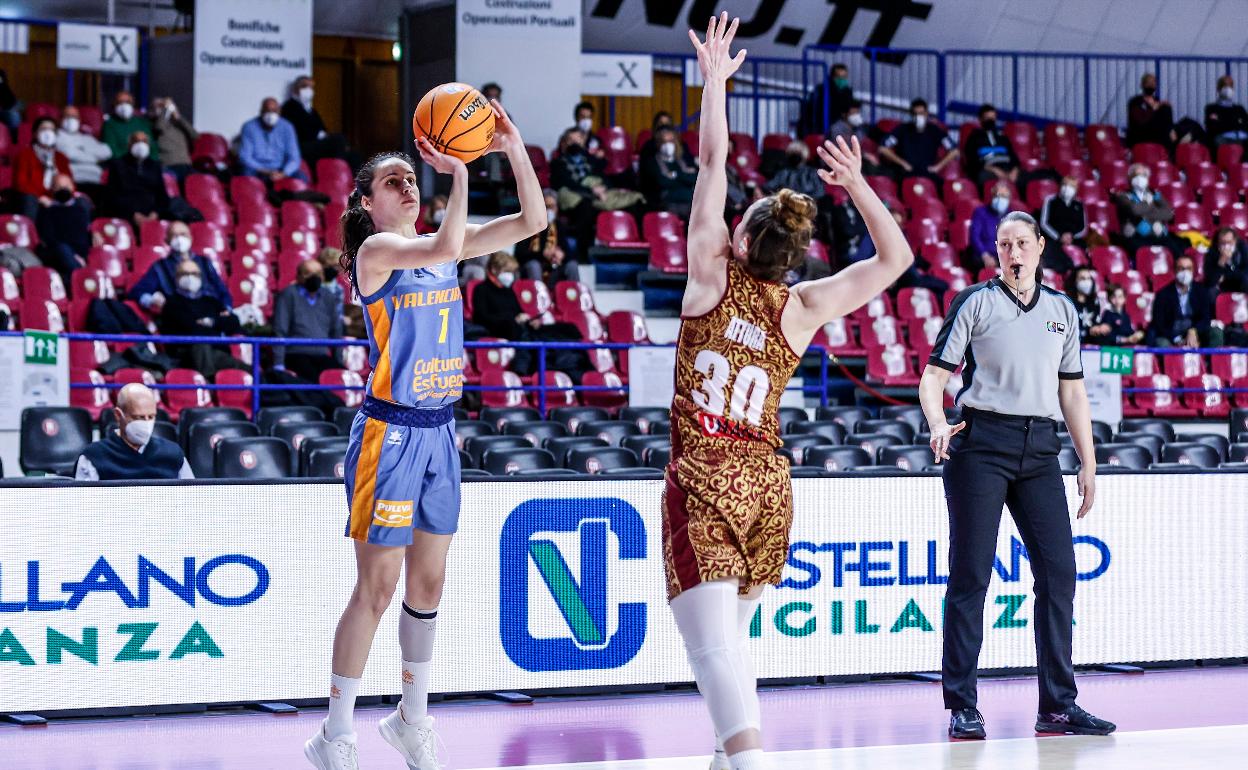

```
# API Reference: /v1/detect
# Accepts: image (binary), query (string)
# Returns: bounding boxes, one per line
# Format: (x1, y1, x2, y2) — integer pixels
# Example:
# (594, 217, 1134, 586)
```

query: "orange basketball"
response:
(413, 82, 496, 163)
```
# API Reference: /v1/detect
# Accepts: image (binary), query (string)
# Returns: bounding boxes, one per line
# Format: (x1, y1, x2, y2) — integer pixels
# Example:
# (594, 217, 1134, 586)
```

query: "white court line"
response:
(461, 724, 1248, 770)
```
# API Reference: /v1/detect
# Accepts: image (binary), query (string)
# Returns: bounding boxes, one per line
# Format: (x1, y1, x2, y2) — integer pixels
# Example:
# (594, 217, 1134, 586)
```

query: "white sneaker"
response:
(378, 707, 445, 769)
(710, 747, 731, 769)
(304, 721, 359, 770)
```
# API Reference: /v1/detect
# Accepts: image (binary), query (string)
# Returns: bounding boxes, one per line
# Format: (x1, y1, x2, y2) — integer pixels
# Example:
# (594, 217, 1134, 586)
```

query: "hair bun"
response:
(772, 189, 816, 234)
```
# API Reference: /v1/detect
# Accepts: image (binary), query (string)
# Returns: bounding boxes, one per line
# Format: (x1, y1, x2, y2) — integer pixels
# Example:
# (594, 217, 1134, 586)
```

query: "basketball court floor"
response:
(2, 667, 1244, 769)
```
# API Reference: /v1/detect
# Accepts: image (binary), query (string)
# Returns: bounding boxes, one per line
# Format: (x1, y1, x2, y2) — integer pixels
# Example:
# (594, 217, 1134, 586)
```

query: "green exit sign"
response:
(1099, 346, 1133, 375)
(23, 330, 58, 366)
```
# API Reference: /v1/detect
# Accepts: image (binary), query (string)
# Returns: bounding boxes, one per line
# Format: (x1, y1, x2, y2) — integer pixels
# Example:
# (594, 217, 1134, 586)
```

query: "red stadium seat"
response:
(649, 237, 688, 273)
(1156, 180, 1192, 208)
(1131, 142, 1168, 167)
(1084, 200, 1119, 237)
(276, 250, 312, 283)
(1089, 245, 1129, 278)
(866, 344, 920, 385)
(1200, 182, 1236, 217)
(1216, 143, 1245, 173)
(1118, 270, 1147, 295)
(89, 217, 135, 254)
(1135, 373, 1196, 417)
(315, 158, 353, 201)
(1176, 143, 1211, 169)
(320, 368, 365, 408)
(514, 279, 556, 324)
(280, 201, 321, 233)
(1182, 374, 1230, 418)
(942, 177, 977, 205)
(234, 222, 275, 256)
(932, 265, 972, 291)
(553, 280, 595, 318)
(19, 297, 63, 331)
(1097, 159, 1130, 193)
(163, 172, 181, 200)
(642, 211, 684, 244)
(279, 228, 320, 255)
(858, 314, 901, 348)
(0, 266, 18, 305)
(138, 218, 169, 248)
(1026, 178, 1058, 211)
(342, 342, 370, 377)
(1220, 202, 1248, 234)
(596, 211, 646, 248)
(230, 249, 271, 279)
(896, 287, 937, 320)
(323, 200, 346, 250)
(185, 173, 226, 208)
(114, 367, 162, 406)
(605, 310, 650, 344)
(811, 317, 865, 356)
(1151, 160, 1178, 188)
(900, 176, 939, 208)
(1212, 351, 1248, 385)
(78, 105, 104, 136)
(528, 370, 577, 408)
(603, 145, 632, 176)
(0, 214, 37, 249)
(70, 268, 114, 302)
(481, 370, 527, 408)
(525, 144, 550, 187)
(86, 246, 128, 289)
(850, 292, 894, 322)
(214, 370, 255, 417)
(70, 338, 110, 370)
(1163, 352, 1206, 381)
(949, 217, 972, 252)
(921, 242, 958, 271)
(1173, 202, 1212, 233)
(566, 309, 606, 342)
(275, 176, 308, 194)
(1124, 291, 1152, 328)
(191, 133, 230, 170)
(70, 368, 113, 420)
(1061, 244, 1088, 269)
(1216, 292, 1248, 325)
(228, 272, 271, 309)
(907, 196, 947, 224)
(1135, 245, 1173, 289)
(131, 245, 169, 281)
(22, 267, 67, 309)
(1076, 178, 1108, 204)
(581, 370, 627, 409)
(1185, 161, 1222, 191)
(866, 175, 898, 200)
(196, 198, 233, 229)
(1004, 122, 1038, 159)
(473, 338, 515, 374)
(190, 221, 228, 255)
(1054, 158, 1091, 182)
(165, 368, 214, 418)
(807, 238, 830, 264)
(761, 133, 791, 153)
(908, 315, 943, 363)
(905, 217, 946, 248)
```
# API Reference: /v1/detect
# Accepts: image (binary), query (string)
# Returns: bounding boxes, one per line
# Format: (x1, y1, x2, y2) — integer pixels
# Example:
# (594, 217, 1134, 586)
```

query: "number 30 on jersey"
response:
(690, 349, 771, 427)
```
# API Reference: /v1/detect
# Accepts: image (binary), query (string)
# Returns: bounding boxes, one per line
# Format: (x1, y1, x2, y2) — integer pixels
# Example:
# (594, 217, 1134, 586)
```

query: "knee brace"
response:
(399, 603, 437, 663)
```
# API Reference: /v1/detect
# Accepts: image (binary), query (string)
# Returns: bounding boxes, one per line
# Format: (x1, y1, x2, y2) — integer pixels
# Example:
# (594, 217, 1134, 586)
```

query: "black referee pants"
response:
(941, 408, 1078, 713)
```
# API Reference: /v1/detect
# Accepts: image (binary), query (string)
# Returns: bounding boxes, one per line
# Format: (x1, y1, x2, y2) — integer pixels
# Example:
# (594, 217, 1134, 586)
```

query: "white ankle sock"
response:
(401, 659, 431, 723)
(729, 748, 770, 769)
(325, 673, 360, 740)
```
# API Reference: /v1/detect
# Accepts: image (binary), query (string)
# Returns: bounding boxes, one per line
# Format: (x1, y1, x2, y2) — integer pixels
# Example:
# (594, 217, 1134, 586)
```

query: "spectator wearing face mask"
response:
(418, 193, 448, 235)
(159, 259, 248, 378)
(1087, 283, 1144, 346)
(240, 97, 304, 182)
(1039, 176, 1087, 275)
(799, 62, 853, 136)
(272, 258, 343, 381)
(150, 97, 198, 182)
(1204, 75, 1248, 148)
(102, 131, 169, 225)
(1116, 164, 1185, 256)
(14, 117, 73, 219)
(639, 112, 690, 168)
(75, 383, 192, 481)
(317, 246, 345, 305)
(280, 75, 352, 166)
(968, 182, 1014, 270)
(1148, 255, 1220, 348)
(1126, 73, 1176, 149)
(880, 98, 959, 185)
(56, 105, 111, 196)
(1203, 227, 1248, 295)
(571, 101, 605, 159)
(34, 173, 92, 282)
(551, 127, 609, 254)
(516, 189, 579, 284)
(1067, 267, 1104, 340)
(101, 91, 158, 160)
(963, 104, 1019, 186)
(643, 126, 699, 220)
(128, 220, 231, 313)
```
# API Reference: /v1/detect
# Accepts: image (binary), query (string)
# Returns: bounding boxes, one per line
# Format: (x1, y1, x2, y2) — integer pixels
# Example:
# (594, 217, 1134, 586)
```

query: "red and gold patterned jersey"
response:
(670, 260, 802, 458)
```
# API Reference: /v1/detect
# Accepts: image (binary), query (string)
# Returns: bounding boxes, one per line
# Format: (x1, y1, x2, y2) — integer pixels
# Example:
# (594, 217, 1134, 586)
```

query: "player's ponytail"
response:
(339, 151, 415, 295)
(742, 189, 816, 282)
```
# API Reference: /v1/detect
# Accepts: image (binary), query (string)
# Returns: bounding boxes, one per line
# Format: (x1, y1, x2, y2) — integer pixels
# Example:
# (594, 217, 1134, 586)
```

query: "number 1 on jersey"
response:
(437, 307, 450, 344)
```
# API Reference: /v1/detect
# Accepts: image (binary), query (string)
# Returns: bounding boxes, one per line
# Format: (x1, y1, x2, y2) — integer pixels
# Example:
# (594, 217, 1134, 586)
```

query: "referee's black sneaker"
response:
(948, 708, 987, 739)
(1035, 705, 1116, 735)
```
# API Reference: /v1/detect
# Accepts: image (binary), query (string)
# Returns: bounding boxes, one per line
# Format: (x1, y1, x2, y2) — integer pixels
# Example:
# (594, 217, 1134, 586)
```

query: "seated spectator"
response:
(272, 258, 343, 381)
(1148, 254, 1221, 348)
(638, 111, 689, 168)
(480, 82, 502, 103)
(1039, 175, 1087, 275)
(879, 98, 958, 184)
(516, 189, 579, 284)
(1068, 267, 1104, 340)
(724, 163, 762, 222)
(75, 383, 192, 480)
(150, 97, 197, 181)
(56, 105, 111, 197)
(552, 127, 643, 255)
(1204, 75, 1248, 148)
(418, 193, 448, 235)
(767, 140, 825, 200)
(0, 68, 17, 138)
(101, 91, 157, 160)
(240, 98, 304, 182)
(471, 252, 589, 381)
(571, 101, 604, 158)
(159, 259, 248, 377)
(102, 131, 170, 225)
(968, 182, 1013, 270)
(1087, 283, 1144, 346)
(830, 194, 869, 265)
(14, 117, 72, 218)
(280, 75, 352, 167)
(1203, 227, 1248, 295)
(1126, 73, 1175, 149)
(643, 126, 699, 219)
(317, 247, 346, 306)
(828, 101, 882, 174)
(34, 173, 91, 282)
(128, 220, 231, 312)
(1115, 163, 1185, 256)
(963, 103, 1019, 185)
(799, 61, 853, 136)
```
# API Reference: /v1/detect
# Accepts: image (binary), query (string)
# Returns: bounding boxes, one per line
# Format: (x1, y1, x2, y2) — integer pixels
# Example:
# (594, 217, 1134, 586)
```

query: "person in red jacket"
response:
(14, 117, 73, 218)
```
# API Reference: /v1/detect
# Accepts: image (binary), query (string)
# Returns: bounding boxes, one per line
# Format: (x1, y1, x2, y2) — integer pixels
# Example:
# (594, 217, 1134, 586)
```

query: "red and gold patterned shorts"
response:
(662, 448, 794, 600)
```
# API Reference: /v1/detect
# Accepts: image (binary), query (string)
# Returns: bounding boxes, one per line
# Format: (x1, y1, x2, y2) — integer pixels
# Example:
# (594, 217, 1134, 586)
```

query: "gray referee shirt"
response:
(928, 278, 1083, 419)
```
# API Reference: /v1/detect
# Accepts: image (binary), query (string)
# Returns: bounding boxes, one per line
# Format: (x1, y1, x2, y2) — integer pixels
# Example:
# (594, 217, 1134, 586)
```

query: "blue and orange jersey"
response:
(356, 258, 465, 408)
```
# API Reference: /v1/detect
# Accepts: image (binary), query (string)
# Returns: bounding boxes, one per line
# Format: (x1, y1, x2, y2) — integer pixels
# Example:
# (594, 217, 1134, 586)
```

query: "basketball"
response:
(413, 82, 496, 162)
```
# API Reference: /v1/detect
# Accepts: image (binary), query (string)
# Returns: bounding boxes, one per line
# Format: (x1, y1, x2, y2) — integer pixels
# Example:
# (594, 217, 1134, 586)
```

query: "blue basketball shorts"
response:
(343, 408, 461, 545)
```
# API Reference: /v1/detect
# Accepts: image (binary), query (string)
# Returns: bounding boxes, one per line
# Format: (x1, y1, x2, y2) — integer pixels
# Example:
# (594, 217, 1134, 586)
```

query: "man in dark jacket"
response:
(1126, 73, 1176, 148)
(279, 75, 351, 167)
(159, 259, 248, 378)
(272, 258, 343, 381)
(1204, 75, 1248, 148)
(1039, 176, 1087, 275)
(1203, 227, 1248, 295)
(102, 131, 170, 225)
(34, 173, 92, 282)
(75, 383, 192, 480)
(1148, 255, 1221, 347)
(963, 104, 1019, 185)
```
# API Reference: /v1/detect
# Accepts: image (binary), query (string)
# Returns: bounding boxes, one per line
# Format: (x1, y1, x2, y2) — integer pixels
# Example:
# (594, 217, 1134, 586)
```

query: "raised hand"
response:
(416, 136, 466, 175)
(485, 99, 520, 154)
(816, 135, 865, 189)
(688, 12, 747, 82)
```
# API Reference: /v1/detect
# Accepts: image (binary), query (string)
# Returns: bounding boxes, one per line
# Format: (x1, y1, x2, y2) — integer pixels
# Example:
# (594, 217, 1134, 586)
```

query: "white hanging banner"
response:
(582, 53, 653, 97)
(57, 23, 138, 74)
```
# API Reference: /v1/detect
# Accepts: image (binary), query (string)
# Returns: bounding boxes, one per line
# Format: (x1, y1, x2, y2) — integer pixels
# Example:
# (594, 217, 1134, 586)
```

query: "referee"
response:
(919, 211, 1116, 740)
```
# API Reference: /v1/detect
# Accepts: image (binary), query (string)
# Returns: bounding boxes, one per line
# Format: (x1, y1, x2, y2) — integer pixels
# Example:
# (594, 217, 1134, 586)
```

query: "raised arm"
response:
(685, 13, 746, 282)
(457, 100, 548, 261)
(787, 136, 914, 328)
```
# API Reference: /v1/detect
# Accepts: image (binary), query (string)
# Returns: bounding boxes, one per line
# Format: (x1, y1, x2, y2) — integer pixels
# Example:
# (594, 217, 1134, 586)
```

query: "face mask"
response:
(62, 117, 80, 133)
(170, 235, 192, 254)
(498, 272, 516, 288)
(991, 196, 1009, 214)
(847, 112, 863, 127)
(52, 188, 73, 204)
(323, 266, 338, 282)
(299, 87, 314, 104)
(660, 142, 676, 159)
(1060, 185, 1077, 202)
(302, 275, 323, 293)
(115, 103, 134, 120)
(1131, 175, 1149, 193)
(546, 209, 556, 224)
(833, 77, 849, 89)
(913, 114, 927, 130)
(1142, 86, 1157, 97)
(981, 118, 997, 131)
(1175, 270, 1193, 286)
(130, 142, 150, 160)
(432, 209, 446, 224)
(1221, 86, 1235, 101)
(576, 118, 593, 133)
(1076, 279, 1094, 295)
(178, 274, 202, 294)
(36, 129, 56, 147)
(261, 111, 279, 128)
(565, 143, 585, 156)
(123, 418, 154, 447)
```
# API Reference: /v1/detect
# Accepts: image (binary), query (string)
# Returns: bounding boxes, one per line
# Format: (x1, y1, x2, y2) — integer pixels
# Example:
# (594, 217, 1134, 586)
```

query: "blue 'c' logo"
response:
(499, 498, 647, 672)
